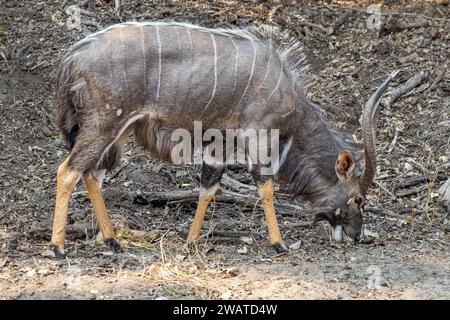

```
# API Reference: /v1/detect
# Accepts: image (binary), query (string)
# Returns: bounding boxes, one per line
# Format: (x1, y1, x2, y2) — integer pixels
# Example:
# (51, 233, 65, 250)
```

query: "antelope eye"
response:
(354, 196, 362, 205)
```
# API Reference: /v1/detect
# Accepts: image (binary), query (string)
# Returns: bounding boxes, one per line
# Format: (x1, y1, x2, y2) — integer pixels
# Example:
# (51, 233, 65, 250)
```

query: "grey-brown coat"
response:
(50, 22, 393, 258)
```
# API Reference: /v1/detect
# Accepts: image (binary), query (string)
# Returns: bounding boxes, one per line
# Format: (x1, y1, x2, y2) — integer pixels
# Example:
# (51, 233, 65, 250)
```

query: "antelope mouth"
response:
(331, 225, 362, 244)
(331, 225, 344, 242)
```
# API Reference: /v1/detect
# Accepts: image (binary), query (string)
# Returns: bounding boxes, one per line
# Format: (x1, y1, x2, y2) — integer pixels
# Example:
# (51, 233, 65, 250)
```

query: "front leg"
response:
(253, 173, 288, 255)
(186, 163, 225, 243)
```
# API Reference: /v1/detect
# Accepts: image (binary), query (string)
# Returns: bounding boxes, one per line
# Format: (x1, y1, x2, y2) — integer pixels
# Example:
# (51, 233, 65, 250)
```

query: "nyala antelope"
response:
(51, 22, 393, 258)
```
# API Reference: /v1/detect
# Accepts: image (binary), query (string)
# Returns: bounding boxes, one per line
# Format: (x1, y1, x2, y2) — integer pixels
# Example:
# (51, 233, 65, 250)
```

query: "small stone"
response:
(289, 240, 302, 250)
(363, 229, 379, 239)
(151, 163, 164, 173)
(123, 181, 132, 187)
(237, 245, 248, 254)
(404, 162, 413, 171)
(41, 249, 56, 258)
(175, 254, 186, 262)
(239, 236, 253, 245)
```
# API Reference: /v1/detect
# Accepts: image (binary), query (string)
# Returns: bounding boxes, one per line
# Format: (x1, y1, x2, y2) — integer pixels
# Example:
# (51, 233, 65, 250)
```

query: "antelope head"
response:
(314, 73, 396, 243)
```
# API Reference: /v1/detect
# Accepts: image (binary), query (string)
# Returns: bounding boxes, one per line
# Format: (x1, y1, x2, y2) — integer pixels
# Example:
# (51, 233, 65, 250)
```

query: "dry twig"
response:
(381, 71, 426, 108)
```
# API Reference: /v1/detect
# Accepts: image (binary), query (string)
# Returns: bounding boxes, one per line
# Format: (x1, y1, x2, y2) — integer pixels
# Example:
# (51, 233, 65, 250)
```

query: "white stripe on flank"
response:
(279, 136, 293, 169)
(185, 27, 194, 92)
(229, 37, 239, 93)
(266, 61, 284, 106)
(186, 27, 194, 68)
(201, 33, 218, 115)
(140, 26, 147, 93)
(237, 38, 256, 106)
(119, 28, 129, 86)
(186, 27, 193, 52)
(108, 37, 115, 84)
(155, 25, 162, 100)
(96, 113, 146, 169)
(174, 26, 182, 50)
(261, 41, 272, 86)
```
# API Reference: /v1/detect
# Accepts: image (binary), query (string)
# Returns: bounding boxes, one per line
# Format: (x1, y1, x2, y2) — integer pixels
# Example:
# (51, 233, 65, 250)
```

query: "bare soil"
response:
(0, 0, 449, 300)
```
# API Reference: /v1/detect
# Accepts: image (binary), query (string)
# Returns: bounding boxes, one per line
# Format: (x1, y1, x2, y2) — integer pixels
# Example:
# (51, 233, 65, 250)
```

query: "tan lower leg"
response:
(257, 179, 286, 248)
(83, 173, 115, 240)
(186, 185, 218, 243)
(51, 157, 81, 252)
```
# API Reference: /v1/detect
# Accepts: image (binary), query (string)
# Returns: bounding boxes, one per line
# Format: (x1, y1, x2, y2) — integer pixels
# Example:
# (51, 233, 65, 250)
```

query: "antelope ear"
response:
(335, 150, 356, 181)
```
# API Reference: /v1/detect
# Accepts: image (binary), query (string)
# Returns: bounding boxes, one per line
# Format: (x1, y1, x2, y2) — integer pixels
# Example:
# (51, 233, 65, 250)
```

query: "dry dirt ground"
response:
(0, 0, 449, 300)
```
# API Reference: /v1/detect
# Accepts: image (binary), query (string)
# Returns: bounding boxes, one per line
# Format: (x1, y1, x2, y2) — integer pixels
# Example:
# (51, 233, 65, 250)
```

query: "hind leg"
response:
(83, 170, 123, 253)
(51, 134, 126, 258)
(51, 156, 81, 259)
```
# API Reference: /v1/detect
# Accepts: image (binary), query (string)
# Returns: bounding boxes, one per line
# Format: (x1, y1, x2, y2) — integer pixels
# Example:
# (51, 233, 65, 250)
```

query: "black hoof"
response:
(104, 239, 123, 254)
(274, 243, 289, 256)
(51, 244, 67, 260)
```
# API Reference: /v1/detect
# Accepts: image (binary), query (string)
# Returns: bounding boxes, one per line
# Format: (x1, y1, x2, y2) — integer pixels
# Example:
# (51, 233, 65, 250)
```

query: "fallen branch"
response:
(298, 20, 329, 34)
(134, 189, 305, 217)
(373, 180, 398, 201)
(365, 207, 407, 221)
(396, 184, 429, 197)
(427, 70, 445, 92)
(211, 230, 251, 237)
(381, 71, 426, 108)
(114, 0, 121, 12)
(0, 51, 10, 72)
(381, 19, 430, 35)
(330, 10, 354, 35)
(387, 127, 399, 153)
(366, 207, 449, 233)
(221, 174, 256, 192)
(323, 3, 450, 22)
(400, 175, 448, 188)
(105, 160, 130, 183)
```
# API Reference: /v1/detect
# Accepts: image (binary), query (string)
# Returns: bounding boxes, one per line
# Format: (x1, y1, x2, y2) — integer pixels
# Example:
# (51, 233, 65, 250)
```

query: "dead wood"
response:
(400, 175, 448, 188)
(26, 224, 98, 241)
(373, 180, 398, 201)
(381, 18, 430, 35)
(221, 174, 256, 192)
(427, 70, 445, 92)
(115, 0, 121, 12)
(366, 207, 449, 233)
(396, 184, 430, 197)
(211, 230, 251, 237)
(330, 10, 354, 35)
(134, 189, 304, 217)
(298, 20, 329, 34)
(381, 71, 427, 108)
